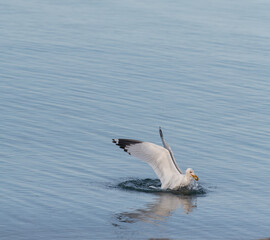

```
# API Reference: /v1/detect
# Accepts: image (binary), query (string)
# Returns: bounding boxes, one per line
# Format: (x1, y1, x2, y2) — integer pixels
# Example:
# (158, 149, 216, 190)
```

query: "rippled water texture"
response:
(1, 0, 270, 239)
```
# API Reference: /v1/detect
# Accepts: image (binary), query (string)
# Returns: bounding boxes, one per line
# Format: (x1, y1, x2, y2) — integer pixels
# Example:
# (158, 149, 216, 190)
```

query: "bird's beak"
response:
(191, 174, 199, 181)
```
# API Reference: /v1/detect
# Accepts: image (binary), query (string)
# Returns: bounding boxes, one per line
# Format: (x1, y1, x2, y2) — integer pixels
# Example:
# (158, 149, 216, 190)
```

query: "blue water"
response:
(1, 0, 270, 239)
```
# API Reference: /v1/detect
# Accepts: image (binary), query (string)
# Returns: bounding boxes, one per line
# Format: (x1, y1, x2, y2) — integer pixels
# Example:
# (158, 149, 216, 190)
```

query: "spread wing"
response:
(112, 139, 182, 188)
(159, 127, 182, 174)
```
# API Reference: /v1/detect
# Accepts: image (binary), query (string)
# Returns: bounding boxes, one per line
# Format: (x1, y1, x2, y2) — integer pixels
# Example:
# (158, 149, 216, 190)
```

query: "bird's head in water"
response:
(186, 168, 199, 181)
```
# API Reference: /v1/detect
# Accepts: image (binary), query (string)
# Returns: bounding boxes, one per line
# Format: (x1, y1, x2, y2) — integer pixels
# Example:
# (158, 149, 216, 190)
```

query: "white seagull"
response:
(112, 127, 199, 190)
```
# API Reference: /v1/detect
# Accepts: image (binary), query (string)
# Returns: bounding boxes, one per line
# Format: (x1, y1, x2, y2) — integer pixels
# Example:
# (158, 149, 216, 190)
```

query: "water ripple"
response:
(116, 178, 207, 195)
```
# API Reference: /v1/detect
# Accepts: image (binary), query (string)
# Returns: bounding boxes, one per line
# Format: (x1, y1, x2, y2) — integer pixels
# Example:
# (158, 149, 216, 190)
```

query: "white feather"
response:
(125, 142, 184, 189)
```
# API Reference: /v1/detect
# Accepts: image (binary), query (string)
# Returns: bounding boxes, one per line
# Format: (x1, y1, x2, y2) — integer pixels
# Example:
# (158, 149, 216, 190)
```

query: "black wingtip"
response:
(159, 127, 163, 138)
(112, 139, 142, 153)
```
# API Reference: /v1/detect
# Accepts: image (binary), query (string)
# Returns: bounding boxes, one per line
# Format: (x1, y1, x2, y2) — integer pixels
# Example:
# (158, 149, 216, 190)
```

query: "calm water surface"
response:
(1, 0, 270, 239)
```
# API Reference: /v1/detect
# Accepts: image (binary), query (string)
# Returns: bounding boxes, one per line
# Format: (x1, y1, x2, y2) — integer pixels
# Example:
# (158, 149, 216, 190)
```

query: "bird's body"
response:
(112, 128, 199, 190)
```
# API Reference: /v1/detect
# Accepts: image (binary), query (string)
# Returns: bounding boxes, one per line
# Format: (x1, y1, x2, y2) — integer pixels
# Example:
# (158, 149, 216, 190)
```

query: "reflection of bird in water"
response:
(116, 193, 197, 224)
(112, 127, 199, 190)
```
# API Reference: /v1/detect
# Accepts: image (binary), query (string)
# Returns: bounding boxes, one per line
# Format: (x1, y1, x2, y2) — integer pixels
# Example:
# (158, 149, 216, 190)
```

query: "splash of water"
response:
(117, 178, 207, 195)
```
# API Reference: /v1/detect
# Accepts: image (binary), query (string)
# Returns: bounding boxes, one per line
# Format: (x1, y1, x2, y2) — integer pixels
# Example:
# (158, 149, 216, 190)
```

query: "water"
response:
(1, 0, 270, 239)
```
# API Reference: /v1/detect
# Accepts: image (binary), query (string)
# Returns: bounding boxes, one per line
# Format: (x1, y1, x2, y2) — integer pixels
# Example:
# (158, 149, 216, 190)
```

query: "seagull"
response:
(112, 127, 199, 190)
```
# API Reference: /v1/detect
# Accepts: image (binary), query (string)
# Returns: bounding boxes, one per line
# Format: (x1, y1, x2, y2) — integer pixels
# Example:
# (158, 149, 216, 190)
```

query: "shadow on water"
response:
(113, 178, 208, 225)
(116, 192, 197, 225)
